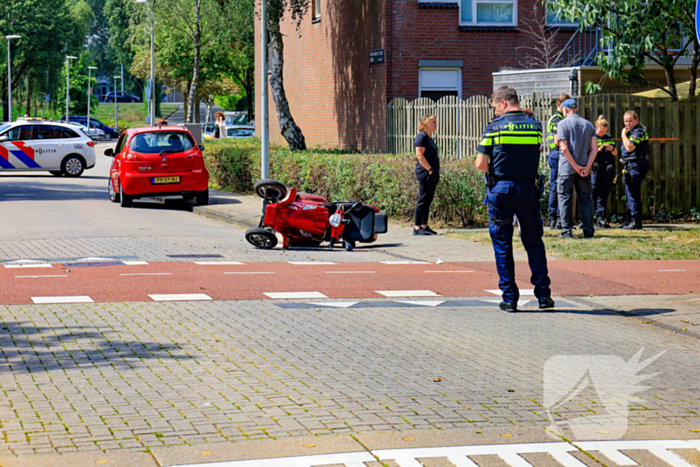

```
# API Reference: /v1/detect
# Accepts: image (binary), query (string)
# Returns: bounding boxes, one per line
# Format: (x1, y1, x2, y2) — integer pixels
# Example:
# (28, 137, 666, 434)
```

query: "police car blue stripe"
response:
(10, 150, 41, 169)
(0, 156, 15, 169)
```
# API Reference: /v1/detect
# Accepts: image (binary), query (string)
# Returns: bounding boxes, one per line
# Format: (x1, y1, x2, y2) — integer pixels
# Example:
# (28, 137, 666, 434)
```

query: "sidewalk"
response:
(192, 188, 517, 263)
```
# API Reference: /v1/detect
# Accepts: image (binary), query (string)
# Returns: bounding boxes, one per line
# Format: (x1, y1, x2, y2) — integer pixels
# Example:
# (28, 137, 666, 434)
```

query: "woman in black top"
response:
(414, 115, 440, 236)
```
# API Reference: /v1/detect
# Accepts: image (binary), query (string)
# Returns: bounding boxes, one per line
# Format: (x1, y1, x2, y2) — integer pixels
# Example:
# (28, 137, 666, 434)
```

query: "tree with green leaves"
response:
(54, 53, 99, 115)
(548, 0, 700, 101)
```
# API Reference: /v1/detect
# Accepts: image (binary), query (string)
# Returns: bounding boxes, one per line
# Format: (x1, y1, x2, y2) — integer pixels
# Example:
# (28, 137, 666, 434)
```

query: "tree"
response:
(548, 0, 700, 101)
(54, 53, 99, 115)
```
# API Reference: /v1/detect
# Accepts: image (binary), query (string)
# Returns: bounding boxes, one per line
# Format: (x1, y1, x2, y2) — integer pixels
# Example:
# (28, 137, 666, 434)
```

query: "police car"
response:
(0, 118, 96, 177)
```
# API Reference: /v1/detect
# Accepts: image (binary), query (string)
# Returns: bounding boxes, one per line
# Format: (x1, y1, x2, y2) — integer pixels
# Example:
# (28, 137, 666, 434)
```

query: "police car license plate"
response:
(152, 176, 180, 184)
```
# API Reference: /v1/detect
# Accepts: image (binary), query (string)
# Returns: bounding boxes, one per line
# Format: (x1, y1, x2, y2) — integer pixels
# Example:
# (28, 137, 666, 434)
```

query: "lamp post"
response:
(114, 76, 121, 133)
(65, 55, 78, 124)
(5, 35, 21, 123)
(87, 66, 97, 132)
(260, 0, 269, 179)
(136, 0, 156, 126)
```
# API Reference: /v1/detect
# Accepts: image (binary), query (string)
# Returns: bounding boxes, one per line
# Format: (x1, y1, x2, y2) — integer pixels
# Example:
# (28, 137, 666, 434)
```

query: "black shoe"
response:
(413, 227, 430, 236)
(558, 232, 573, 238)
(424, 226, 438, 235)
(596, 219, 611, 228)
(622, 222, 642, 230)
(549, 219, 558, 230)
(499, 301, 518, 313)
(539, 297, 555, 309)
(555, 220, 562, 230)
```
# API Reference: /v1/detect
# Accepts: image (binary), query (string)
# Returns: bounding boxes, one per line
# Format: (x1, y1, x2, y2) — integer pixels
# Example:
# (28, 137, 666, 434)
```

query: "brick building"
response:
(255, 0, 581, 152)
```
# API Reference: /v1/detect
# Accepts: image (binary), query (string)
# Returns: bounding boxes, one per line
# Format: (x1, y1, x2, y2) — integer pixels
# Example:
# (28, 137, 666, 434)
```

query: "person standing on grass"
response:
(556, 99, 597, 239)
(545, 94, 570, 230)
(413, 115, 440, 236)
(475, 86, 554, 313)
(592, 116, 617, 228)
(621, 111, 650, 230)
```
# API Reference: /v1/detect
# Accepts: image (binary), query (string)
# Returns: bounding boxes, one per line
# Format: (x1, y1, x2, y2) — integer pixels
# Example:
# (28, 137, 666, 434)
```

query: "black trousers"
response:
(414, 170, 440, 225)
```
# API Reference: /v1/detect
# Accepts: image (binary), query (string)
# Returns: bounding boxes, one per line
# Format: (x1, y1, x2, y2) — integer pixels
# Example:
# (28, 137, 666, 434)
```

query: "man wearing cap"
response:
(556, 99, 597, 238)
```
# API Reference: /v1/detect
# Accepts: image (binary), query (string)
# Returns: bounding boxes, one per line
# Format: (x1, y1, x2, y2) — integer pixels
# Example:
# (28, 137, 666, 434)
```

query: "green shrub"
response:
(203, 139, 488, 227)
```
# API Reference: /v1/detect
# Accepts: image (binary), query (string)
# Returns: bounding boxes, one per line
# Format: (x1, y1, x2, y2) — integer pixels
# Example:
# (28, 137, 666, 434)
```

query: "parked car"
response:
(226, 126, 255, 138)
(104, 91, 141, 103)
(201, 123, 216, 140)
(68, 122, 106, 139)
(0, 118, 96, 177)
(105, 126, 209, 208)
(61, 116, 119, 140)
(224, 112, 249, 126)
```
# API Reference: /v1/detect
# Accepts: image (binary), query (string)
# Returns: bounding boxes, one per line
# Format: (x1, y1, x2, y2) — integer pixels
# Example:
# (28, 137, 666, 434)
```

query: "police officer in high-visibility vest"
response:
(545, 94, 570, 230)
(592, 115, 617, 228)
(475, 86, 554, 313)
(620, 110, 650, 229)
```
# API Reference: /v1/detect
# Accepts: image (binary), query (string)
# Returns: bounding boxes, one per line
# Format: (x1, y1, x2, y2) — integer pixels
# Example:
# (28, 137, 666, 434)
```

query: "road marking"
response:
(486, 289, 535, 296)
(379, 261, 428, 265)
(325, 271, 376, 274)
(309, 301, 359, 308)
(288, 261, 337, 265)
(376, 290, 440, 297)
(659, 269, 685, 272)
(396, 300, 445, 307)
(122, 261, 150, 266)
(76, 256, 118, 262)
(31, 296, 93, 304)
(194, 261, 245, 265)
(148, 294, 212, 301)
(171, 439, 700, 467)
(264, 292, 328, 299)
(120, 273, 172, 276)
(16, 275, 67, 279)
(4, 263, 53, 269)
(425, 270, 474, 273)
(224, 272, 275, 275)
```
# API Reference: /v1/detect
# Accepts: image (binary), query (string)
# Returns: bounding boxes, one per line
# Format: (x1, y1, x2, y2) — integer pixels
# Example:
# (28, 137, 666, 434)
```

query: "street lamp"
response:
(136, 0, 156, 126)
(5, 35, 21, 123)
(87, 66, 97, 132)
(65, 55, 78, 124)
(114, 76, 121, 132)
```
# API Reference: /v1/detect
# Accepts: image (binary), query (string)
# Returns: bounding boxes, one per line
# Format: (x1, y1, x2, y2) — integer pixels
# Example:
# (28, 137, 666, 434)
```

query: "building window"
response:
(419, 68, 462, 101)
(312, 0, 321, 21)
(460, 0, 516, 26)
(545, 1, 577, 26)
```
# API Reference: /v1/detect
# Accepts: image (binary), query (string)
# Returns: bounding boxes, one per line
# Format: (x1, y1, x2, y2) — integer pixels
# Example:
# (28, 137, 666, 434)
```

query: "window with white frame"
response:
(545, 1, 577, 26)
(419, 68, 462, 101)
(460, 0, 517, 26)
(312, 0, 321, 21)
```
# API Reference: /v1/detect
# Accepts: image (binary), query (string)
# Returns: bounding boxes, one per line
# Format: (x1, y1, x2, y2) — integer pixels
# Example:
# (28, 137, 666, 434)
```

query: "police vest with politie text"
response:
(477, 111, 543, 188)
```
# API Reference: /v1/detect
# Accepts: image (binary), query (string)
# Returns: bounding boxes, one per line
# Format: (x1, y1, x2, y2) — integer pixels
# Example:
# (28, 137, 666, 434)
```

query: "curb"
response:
(192, 205, 259, 230)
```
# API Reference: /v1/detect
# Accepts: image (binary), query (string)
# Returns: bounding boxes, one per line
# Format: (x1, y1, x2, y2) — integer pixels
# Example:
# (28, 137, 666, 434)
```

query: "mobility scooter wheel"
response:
(245, 228, 278, 249)
(254, 179, 287, 200)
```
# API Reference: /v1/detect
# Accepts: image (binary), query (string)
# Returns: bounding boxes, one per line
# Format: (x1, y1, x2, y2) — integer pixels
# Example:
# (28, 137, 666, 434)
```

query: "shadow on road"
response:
(0, 182, 107, 202)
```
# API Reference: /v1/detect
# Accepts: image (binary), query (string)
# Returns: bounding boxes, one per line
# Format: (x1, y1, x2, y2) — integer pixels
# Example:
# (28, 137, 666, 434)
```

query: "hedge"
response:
(203, 138, 492, 227)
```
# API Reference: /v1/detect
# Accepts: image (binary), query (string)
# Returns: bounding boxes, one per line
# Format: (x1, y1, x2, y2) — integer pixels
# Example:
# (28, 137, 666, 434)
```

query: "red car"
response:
(105, 127, 209, 207)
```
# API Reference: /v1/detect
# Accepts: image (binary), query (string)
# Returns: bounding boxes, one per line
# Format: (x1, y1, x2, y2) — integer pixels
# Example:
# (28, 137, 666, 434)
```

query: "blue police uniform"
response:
(591, 132, 616, 221)
(621, 124, 650, 227)
(546, 111, 564, 224)
(477, 111, 552, 305)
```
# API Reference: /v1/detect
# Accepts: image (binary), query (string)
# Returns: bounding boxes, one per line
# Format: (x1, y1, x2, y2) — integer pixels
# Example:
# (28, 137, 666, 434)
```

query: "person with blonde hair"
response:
(620, 110, 649, 229)
(591, 115, 617, 228)
(413, 115, 440, 236)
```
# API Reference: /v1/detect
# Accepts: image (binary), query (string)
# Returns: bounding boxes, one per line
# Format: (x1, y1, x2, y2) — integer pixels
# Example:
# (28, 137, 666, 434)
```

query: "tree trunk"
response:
(663, 63, 679, 101)
(186, 0, 202, 124)
(195, 97, 201, 123)
(25, 76, 32, 117)
(183, 84, 190, 122)
(268, 29, 306, 150)
(690, 39, 700, 99)
(245, 68, 254, 122)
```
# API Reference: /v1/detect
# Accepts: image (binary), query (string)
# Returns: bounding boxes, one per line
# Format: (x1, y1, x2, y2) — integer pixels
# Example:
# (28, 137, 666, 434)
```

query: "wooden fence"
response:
(387, 93, 700, 216)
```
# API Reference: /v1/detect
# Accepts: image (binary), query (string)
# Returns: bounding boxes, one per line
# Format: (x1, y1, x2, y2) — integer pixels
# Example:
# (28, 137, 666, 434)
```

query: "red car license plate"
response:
(152, 176, 180, 184)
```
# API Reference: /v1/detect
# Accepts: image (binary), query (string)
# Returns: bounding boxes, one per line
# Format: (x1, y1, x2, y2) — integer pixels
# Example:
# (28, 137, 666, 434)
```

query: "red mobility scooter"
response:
(244, 179, 388, 251)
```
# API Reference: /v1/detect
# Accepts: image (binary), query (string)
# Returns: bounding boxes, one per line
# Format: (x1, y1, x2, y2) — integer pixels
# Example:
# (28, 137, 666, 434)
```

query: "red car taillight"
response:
(125, 153, 142, 161)
(87, 141, 94, 147)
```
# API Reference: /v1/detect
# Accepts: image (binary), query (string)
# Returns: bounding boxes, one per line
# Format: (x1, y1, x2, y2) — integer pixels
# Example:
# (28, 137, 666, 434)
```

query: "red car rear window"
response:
(130, 132, 195, 154)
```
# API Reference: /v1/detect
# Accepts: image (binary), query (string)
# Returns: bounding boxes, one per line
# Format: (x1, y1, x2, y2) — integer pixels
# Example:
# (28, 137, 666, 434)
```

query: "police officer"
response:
(475, 86, 554, 313)
(620, 110, 649, 230)
(592, 115, 617, 228)
(545, 94, 570, 230)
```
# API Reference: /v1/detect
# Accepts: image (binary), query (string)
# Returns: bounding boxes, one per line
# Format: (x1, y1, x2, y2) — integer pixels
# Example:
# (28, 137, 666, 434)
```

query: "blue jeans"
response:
(548, 152, 559, 220)
(487, 180, 552, 303)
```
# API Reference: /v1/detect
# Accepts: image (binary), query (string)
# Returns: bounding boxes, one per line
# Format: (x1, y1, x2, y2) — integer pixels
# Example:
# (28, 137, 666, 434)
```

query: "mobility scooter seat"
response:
(296, 193, 327, 204)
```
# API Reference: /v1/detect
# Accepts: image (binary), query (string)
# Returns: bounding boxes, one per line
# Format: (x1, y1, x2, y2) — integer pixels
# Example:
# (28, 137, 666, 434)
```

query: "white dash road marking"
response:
(658, 269, 686, 272)
(486, 289, 535, 296)
(16, 275, 67, 279)
(379, 261, 428, 265)
(76, 257, 117, 262)
(288, 261, 337, 265)
(309, 302, 359, 308)
(264, 292, 328, 299)
(224, 272, 275, 275)
(31, 296, 93, 304)
(120, 273, 172, 277)
(425, 270, 474, 273)
(4, 263, 53, 269)
(325, 271, 376, 274)
(194, 261, 245, 265)
(376, 290, 440, 297)
(122, 261, 150, 266)
(148, 294, 212, 302)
